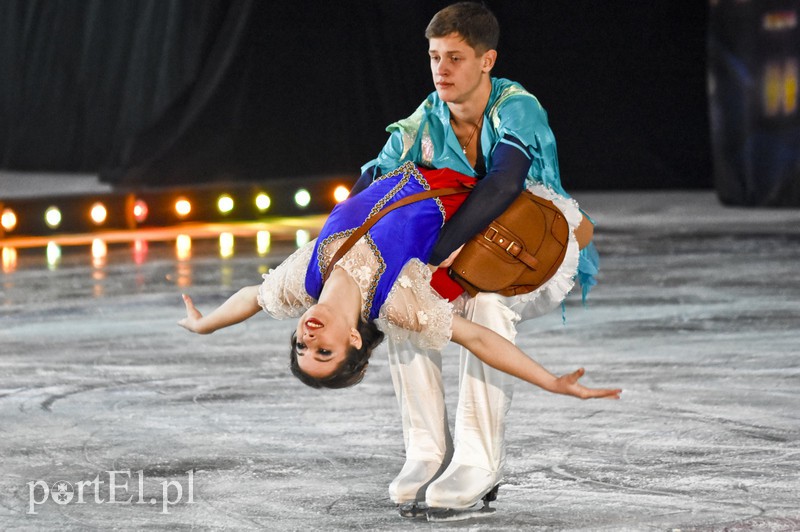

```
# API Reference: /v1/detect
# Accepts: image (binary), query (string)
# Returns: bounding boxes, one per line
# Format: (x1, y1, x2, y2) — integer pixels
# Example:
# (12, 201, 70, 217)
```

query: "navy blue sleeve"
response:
(349, 165, 380, 197)
(429, 136, 530, 265)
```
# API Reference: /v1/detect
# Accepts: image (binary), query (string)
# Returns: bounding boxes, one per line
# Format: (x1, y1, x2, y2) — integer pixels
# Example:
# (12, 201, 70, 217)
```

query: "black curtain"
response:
(708, 0, 800, 206)
(0, 1, 711, 190)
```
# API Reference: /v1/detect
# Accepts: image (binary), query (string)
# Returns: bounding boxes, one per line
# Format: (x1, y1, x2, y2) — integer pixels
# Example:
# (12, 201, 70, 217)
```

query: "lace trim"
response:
(257, 241, 316, 319)
(374, 161, 447, 227)
(317, 237, 385, 322)
(377, 259, 454, 351)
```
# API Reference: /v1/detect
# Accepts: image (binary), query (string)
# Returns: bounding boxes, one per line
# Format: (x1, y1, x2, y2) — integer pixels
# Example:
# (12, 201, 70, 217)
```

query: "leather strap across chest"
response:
(322, 186, 472, 283)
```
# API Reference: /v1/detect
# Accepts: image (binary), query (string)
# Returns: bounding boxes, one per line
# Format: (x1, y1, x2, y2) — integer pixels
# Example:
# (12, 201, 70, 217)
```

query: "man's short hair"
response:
(425, 2, 500, 53)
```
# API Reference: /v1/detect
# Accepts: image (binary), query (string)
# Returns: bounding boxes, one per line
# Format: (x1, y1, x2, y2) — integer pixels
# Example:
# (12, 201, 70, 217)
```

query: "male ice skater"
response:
(351, 2, 600, 520)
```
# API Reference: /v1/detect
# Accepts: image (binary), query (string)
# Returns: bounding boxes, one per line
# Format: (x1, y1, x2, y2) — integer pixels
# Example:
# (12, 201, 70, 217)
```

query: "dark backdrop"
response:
(0, 1, 711, 190)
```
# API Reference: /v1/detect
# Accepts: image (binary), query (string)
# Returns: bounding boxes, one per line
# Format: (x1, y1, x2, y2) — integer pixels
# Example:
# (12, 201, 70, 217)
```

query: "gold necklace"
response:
(453, 115, 484, 154)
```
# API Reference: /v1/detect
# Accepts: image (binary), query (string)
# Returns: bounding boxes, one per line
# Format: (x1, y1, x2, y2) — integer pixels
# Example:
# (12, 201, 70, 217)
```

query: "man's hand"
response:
(436, 244, 464, 269)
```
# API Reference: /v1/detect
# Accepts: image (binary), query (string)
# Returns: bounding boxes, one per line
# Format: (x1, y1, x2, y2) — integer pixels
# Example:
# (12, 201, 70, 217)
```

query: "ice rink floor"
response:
(1, 190, 799, 531)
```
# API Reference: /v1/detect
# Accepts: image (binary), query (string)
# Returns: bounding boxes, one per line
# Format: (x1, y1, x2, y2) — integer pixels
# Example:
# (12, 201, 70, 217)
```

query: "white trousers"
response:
(387, 288, 568, 507)
(388, 183, 585, 507)
(386, 335, 452, 503)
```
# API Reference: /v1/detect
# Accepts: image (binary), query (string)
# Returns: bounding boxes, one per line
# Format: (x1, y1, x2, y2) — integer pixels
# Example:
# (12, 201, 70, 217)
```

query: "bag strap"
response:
(480, 224, 540, 270)
(322, 186, 472, 283)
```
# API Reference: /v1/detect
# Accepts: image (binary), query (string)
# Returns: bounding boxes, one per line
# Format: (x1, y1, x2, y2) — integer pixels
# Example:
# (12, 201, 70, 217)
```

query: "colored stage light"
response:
(294, 189, 311, 208)
(785, 58, 798, 115)
(219, 232, 235, 258)
(333, 185, 350, 203)
(132, 199, 149, 223)
(175, 199, 192, 217)
(44, 206, 62, 229)
(90, 202, 108, 225)
(217, 194, 234, 215)
(256, 230, 271, 256)
(1, 208, 17, 232)
(255, 193, 271, 212)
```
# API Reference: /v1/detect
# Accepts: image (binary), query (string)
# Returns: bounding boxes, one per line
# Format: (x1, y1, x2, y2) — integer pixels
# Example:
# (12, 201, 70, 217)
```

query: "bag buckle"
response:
(505, 241, 521, 256)
(483, 227, 498, 242)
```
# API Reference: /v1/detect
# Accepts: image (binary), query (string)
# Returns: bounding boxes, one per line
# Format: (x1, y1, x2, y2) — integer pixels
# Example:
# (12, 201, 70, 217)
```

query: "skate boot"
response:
(426, 483, 499, 522)
(425, 293, 518, 520)
(385, 337, 452, 517)
(390, 459, 445, 518)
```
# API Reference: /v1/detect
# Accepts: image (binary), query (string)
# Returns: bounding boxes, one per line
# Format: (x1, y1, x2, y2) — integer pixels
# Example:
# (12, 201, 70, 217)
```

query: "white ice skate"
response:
(425, 484, 499, 522)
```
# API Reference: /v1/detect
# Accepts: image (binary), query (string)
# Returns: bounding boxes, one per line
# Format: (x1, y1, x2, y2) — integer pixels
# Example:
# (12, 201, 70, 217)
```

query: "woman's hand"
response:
(553, 368, 621, 399)
(177, 286, 262, 335)
(450, 316, 621, 400)
(178, 294, 210, 334)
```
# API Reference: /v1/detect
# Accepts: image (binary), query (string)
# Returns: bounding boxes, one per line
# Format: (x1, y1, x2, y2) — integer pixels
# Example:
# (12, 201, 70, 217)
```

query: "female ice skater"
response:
(178, 161, 620, 401)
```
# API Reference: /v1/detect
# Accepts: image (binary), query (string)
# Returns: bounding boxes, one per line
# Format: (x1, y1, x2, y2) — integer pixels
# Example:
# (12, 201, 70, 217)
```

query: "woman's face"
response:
(294, 303, 362, 379)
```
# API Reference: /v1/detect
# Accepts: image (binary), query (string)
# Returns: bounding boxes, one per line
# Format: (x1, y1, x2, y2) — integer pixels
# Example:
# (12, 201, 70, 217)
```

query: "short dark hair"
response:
(425, 2, 500, 53)
(289, 319, 385, 389)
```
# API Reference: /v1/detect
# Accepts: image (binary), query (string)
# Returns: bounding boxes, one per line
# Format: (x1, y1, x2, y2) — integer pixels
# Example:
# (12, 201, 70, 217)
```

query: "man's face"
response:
(428, 33, 493, 105)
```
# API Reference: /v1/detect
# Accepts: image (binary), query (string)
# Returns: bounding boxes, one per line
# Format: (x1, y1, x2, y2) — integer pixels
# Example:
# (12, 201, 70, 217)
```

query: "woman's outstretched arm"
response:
(450, 315, 621, 399)
(178, 286, 262, 334)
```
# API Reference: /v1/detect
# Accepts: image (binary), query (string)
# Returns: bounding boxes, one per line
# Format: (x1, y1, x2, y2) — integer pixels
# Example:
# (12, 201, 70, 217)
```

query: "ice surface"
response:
(1, 191, 798, 530)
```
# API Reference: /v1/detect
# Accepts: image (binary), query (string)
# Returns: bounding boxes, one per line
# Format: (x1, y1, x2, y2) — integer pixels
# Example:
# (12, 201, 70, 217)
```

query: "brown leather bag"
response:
(449, 190, 570, 297)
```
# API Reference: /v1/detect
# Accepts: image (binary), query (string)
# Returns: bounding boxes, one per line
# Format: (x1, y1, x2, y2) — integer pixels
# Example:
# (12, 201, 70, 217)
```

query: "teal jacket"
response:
(363, 77, 599, 300)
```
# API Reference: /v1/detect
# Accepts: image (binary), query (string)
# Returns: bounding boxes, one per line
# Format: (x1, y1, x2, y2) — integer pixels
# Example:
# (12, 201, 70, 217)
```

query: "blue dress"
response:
(305, 162, 451, 321)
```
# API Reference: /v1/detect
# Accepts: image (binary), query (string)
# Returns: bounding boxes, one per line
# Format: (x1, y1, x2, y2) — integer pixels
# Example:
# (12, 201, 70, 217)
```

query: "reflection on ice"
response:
(132, 239, 148, 265)
(176, 234, 191, 261)
(2, 246, 16, 273)
(219, 232, 234, 259)
(46, 242, 61, 269)
(295, 229, 310, 247)
(256, 230, 270, 256)
(91, 239, 107, 268)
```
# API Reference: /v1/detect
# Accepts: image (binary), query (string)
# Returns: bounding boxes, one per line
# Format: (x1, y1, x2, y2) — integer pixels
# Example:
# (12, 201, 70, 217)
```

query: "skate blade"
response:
(398, 501, 428, 518)
(426, 504, 496, 522)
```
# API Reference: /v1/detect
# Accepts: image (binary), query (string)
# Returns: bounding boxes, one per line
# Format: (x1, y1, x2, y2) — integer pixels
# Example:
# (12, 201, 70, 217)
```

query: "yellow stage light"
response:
(90, 202, 108, 225)
(217, 194, 234, 215)
(294, 189, 311, 208)
(1, 208, 17, 232)
(255, 193, 271, 212)
(333, 186, 350, 203)
(45, 206, 62, 229)
(175, 199, 192, 217)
